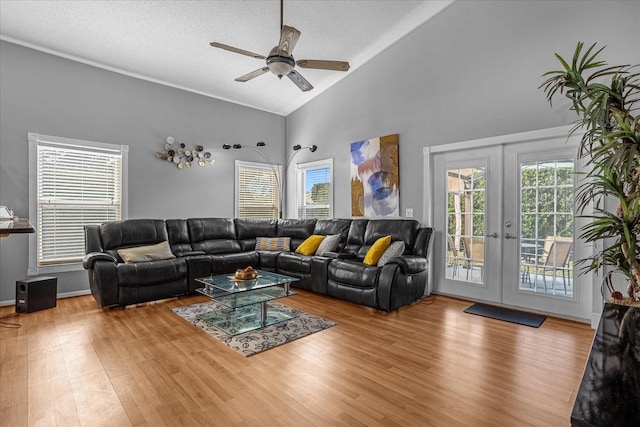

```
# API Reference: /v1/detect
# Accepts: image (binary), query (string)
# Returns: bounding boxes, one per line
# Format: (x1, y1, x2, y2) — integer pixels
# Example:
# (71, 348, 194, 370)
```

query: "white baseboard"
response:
(591, 311, 601, 329)
(0, 289, 91, 307)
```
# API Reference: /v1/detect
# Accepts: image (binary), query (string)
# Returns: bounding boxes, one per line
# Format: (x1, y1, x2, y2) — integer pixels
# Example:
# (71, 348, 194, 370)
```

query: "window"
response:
(296, 159, 333, 219)
(235, 160, 281, 219)
(28, 133, 128, 273)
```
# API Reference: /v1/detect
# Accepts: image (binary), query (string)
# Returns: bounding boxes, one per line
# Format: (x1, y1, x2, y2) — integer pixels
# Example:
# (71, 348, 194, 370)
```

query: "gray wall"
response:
(285, 0, 640, 220)
(0, 41, 285, 303)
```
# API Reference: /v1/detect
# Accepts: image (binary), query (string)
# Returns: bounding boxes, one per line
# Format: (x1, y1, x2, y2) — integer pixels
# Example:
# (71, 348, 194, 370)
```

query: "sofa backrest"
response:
(313, 219, 351, 238)
(85, 217, 432, 262)
(99, 219, 169, 261)
(277, 219, 317, 250)
(188, 218, 241, 254)
(344, 219, 369, 254)
(235, 218, 278, 251)
(345, 219, 422, 258)
(166, 219, 192, 255)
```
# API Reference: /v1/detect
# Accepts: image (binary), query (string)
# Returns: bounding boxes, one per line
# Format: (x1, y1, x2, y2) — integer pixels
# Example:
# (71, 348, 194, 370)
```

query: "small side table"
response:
(0, 218, 35, 238)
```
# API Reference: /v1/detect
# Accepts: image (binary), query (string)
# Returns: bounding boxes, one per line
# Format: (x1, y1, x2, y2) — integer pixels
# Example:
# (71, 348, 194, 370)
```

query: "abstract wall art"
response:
(350, 133, 399, 217)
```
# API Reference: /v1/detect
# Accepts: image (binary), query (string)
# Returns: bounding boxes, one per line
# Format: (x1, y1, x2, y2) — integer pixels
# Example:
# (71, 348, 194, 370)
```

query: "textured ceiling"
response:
(0, 0, 454, 116)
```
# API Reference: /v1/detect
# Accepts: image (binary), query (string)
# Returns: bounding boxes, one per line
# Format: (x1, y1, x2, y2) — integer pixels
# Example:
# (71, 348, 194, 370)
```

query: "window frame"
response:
(28, 133, 129, 274)
(295, 158, 334, 219)
(235, 160, 282, 219)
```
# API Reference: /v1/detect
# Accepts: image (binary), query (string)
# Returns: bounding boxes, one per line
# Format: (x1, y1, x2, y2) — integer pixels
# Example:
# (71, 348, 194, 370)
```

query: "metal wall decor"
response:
(156, 136, 214, 169)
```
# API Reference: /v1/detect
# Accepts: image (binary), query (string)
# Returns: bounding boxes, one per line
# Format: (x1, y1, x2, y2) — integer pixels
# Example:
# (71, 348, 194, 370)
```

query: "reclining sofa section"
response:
(83, 218, 433, 312)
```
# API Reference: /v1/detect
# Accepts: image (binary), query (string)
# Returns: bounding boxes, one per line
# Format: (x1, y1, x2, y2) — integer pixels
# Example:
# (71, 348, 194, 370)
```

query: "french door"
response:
(428, 128, 592, 320)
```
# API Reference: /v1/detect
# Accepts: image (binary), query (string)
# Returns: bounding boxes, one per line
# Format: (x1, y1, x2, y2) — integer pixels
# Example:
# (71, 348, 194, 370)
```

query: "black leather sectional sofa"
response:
(83, 217, 433, 311)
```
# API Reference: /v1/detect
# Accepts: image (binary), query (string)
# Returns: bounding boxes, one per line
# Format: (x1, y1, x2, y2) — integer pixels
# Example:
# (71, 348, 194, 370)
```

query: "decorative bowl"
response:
(234, 269, 258, 280)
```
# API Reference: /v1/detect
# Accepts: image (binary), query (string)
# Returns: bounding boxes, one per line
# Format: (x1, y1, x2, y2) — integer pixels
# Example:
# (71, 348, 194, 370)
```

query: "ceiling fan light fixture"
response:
(267, 48, 295, 77)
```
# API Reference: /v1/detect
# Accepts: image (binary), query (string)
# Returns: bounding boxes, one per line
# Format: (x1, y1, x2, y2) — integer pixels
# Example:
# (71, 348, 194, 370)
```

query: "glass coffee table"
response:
(195, 270, 299, 336)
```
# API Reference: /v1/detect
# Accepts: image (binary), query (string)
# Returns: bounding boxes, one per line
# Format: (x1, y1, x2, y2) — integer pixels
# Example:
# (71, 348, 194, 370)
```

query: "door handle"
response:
(486, 232, 498, 238)
(504, 233, 518, 239)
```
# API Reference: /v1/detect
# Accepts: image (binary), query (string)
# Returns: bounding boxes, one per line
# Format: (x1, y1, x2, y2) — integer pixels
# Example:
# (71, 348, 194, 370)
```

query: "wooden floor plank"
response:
(0, 292, 594, 426)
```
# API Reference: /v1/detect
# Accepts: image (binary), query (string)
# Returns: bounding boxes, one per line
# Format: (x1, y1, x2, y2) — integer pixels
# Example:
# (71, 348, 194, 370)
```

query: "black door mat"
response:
(464, 303, 546, 328)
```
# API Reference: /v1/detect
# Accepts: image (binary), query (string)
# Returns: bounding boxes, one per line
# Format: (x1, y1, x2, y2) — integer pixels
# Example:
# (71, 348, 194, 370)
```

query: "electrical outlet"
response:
(405, 208, 414, 218)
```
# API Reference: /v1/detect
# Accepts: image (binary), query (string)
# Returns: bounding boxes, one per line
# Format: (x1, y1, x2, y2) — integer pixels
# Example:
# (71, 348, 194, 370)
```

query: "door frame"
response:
(423, 125, 601, 325)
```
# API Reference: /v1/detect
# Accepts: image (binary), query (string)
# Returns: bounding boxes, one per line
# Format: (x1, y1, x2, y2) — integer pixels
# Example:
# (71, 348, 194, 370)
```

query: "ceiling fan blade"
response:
(235, 67, 270, 82)
(278, 25, 301, 57)
(210, 42, 266, 60)
(296, 59, 350, 72)
(287, 70, 313, 92)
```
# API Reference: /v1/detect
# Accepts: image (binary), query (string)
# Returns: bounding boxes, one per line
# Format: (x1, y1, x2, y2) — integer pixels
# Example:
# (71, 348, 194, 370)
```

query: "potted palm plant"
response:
(540, 42, 640, 303)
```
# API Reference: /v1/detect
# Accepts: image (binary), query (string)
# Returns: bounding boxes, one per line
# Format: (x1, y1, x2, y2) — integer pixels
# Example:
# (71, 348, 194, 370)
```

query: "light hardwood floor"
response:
(0, 291, 594, 427)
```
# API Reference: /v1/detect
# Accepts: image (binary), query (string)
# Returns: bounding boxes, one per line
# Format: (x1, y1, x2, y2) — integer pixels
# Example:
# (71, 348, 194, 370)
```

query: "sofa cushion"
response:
(377, 241, 405, 266)
(364, 219, 420, 250)
(166, 219, 192, 255)
(101, 219, 169, 257)
(117, 241, 176, 263)
(235, 218, 278, 251)
(277, 251, 313, 275)
(295, 235, 325, 255)
(314, 219, 352, 242)
(188, 218, 241, 254)
(363, 235, 391, 265)
(117, 258, 187, 286)
(255, 236, 291, 251)
(316, 234, 341, 256)
(328, 259, 380, 289)
(209, 251, 260, 275)
(278, 219, 317, 250)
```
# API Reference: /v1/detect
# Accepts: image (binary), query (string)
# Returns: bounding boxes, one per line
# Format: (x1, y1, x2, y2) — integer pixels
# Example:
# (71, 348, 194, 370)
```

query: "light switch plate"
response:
(405, 208, 413, 218)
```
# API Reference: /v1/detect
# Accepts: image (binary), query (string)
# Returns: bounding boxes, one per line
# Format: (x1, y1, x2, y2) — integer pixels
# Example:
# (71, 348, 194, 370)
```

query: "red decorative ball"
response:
(611, 291, 624, 300)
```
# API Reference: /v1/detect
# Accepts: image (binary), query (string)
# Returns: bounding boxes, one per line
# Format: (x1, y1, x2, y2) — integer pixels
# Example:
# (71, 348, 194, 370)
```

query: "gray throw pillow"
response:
(315, 234, 341, 256)
(117, 241, 176, 263)
(377, 240, 405, 266)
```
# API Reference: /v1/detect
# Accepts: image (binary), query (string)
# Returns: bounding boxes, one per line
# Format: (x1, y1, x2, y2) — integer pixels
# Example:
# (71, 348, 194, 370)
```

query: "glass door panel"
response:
(432, 146, 502, 304)
(446, 167, 486, 284)
(518, 159, 574, 296)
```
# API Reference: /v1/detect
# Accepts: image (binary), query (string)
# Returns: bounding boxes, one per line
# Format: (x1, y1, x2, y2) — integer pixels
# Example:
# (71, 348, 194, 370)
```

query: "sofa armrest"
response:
(387, 255, 426, 274)
(186, 255, 212, 293)
(86, 257, 119, 307)
(83, 252, 117, 270)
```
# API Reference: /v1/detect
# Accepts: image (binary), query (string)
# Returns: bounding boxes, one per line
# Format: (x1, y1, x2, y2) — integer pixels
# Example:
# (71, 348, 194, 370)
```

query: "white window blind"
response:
(31, 134, 125, 267)
(296, 159, 333, 219)
(236, 161, 280, 219)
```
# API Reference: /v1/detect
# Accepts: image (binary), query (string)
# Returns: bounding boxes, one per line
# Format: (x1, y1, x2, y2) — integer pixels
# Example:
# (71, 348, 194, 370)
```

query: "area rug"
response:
(171, 300, 336, 356)
(464, 303, 546, 328)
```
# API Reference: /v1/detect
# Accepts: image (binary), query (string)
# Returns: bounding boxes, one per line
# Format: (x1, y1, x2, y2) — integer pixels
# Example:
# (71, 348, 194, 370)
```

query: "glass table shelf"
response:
(195, 286, 295, 309)
(197, 303, 299, 336)
(194, 270, 299, 336)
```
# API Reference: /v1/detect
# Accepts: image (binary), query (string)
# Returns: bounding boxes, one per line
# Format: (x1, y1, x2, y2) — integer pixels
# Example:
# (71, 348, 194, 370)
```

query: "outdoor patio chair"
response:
(541, 237, 573, 292)
(462, 236, 485, 282)
(447, 234, 464, 279)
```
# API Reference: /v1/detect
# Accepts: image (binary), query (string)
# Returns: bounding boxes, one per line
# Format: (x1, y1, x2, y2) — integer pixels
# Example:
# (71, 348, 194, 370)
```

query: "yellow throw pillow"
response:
(117, 241, 176, 263)
(295, 234, 326, 256)
(363, 235, 392, 266)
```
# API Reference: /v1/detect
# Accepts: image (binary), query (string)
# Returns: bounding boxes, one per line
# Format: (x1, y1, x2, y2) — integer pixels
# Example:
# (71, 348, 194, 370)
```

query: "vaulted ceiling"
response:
(0, 0, 454, 116)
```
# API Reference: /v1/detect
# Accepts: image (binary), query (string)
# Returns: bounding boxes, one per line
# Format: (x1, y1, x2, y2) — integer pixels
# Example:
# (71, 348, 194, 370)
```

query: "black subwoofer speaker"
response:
(16, 276, 57, 313)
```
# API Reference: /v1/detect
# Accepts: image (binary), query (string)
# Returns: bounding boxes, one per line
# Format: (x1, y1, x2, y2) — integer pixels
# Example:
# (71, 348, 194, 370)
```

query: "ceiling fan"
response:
(210, 0, 350, 92)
